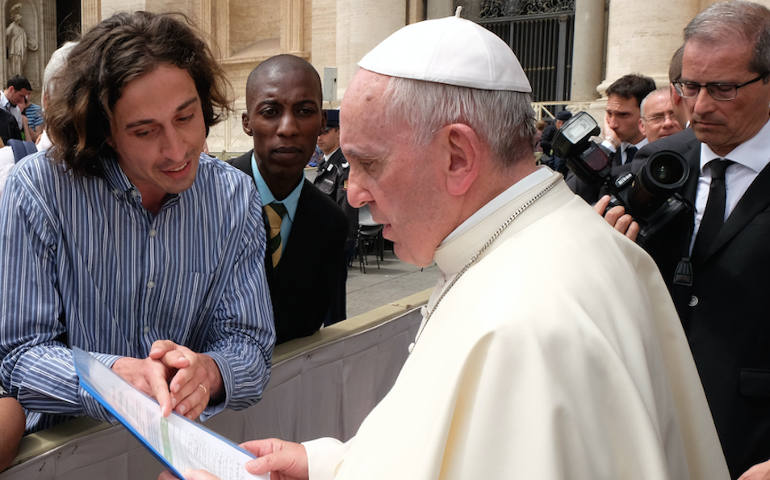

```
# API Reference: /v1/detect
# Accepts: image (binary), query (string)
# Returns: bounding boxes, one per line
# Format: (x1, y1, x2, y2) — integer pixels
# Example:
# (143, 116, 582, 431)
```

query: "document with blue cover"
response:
(73, 347, 266, 480)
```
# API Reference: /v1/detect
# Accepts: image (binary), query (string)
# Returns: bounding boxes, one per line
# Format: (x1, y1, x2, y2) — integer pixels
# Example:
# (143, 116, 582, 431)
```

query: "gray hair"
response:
(43, 41, 77, 101)
(684, 0, 770, 76)
(640, 88, 670, 117)
(382, 77, 536, 167)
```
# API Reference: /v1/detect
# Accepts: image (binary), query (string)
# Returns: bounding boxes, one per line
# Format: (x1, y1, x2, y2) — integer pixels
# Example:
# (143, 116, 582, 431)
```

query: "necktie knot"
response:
(264, 202, 287, 267)
(266, 201, 287, 218)
(708, 158, 733, 180)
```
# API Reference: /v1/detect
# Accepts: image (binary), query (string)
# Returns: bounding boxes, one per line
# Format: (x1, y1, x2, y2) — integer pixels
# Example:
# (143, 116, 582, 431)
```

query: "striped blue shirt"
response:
(0, 151, 275, 431)
(24, 103, 43, 129)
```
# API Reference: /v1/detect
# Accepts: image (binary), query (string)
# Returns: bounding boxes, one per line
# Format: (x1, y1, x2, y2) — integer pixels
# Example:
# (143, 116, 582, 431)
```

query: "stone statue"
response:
(6, 3, 37, 77)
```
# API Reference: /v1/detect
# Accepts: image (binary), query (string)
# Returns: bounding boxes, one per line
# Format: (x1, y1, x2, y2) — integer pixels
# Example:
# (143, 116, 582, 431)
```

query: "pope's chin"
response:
(392, 237, 434, 268)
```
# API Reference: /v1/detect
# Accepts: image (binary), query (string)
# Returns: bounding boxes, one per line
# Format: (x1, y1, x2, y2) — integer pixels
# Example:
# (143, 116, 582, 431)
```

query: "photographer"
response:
(566, 74, 655, 203)
(600, 2, 770, 478)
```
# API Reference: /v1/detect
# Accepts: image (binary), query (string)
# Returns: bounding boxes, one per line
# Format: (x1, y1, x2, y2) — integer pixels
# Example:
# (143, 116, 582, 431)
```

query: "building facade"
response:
(11, 0, 770, 153)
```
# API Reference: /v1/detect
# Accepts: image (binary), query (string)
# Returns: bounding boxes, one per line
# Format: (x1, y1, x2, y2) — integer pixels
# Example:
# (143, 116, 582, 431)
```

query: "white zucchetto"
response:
(358, 13, 531, 93)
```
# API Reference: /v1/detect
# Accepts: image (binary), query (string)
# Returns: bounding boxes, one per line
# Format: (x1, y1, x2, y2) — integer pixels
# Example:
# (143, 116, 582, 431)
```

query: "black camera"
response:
(552, 112, 691, 246)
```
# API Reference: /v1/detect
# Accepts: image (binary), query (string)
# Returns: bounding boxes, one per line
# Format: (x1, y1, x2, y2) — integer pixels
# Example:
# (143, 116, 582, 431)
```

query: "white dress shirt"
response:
(691, 119, 770, 252)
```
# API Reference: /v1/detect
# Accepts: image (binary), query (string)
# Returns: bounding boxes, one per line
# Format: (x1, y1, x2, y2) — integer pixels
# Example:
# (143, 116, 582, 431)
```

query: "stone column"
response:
(41, 0, 55, 100)
(407, 0, 424, 23)
(81, 0, 101, 34)
(598, 0, 699, 95)
(335, 0, 405, 98)
(213, 0, 229, 58)
(570, 0, 604, 101)
(281, 0, 304, 54)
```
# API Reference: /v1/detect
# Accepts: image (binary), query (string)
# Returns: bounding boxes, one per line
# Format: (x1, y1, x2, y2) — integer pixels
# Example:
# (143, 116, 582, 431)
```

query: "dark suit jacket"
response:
(634, 128, 770, 478)
(0, 108, 21, 144)
(230, 151, 348, 344)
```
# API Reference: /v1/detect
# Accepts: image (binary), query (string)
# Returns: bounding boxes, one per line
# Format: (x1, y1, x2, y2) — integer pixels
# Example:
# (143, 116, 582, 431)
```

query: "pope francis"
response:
(162, 10, 729, 480)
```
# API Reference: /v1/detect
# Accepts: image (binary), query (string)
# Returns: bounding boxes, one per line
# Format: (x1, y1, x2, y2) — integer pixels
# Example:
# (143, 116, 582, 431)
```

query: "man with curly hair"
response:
(0, 11, 275, 432)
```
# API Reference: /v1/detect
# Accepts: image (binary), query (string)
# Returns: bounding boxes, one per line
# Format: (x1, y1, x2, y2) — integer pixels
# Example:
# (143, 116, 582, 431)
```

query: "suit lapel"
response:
(703, 161, 770, 261)
(229, 150, 255, 180)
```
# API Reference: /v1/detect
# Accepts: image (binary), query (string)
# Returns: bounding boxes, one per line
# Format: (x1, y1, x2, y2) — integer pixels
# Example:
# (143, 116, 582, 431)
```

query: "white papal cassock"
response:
(304, 169, 729, 479)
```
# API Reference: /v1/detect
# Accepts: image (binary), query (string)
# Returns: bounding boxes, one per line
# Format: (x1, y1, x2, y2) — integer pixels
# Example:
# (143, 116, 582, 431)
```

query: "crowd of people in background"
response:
(0, 1, 769, 479)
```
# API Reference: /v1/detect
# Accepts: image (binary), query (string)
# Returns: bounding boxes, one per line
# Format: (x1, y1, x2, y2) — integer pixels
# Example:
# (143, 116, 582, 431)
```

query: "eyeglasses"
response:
(644, 112, 677, 125)
(673, 73, 767, 101)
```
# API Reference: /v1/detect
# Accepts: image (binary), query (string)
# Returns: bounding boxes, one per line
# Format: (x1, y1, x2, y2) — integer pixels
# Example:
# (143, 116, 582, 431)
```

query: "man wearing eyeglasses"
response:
(604, 2, 770, 478)
(639, 88, 683, 143)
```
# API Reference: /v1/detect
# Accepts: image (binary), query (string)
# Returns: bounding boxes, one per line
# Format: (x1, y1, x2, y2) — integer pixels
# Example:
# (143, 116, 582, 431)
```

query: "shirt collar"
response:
(443, 166, 553, 244)
(101, 155, 136, 193)
(323, 147, 340, 163)
(101, 154, 182, 209)
(251, 152, 303, 222)
(700, 118, 770, 173)
(621, 137, 648, 151)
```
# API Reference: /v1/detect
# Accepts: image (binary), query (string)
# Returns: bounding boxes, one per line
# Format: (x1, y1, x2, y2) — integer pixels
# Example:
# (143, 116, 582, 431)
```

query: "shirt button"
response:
(143, 325, 150, 333)
(688, 295, 699, 307)
(132, 190, 140, 198)
(149, 229, 157, 237)
(147, 280, 155, 289)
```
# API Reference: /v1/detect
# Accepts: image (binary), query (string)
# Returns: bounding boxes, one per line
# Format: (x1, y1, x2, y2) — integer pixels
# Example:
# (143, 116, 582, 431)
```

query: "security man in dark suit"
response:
(230, 54, 348, 344)
(601, 2, 770, 477)
(314, 109, 358, 265)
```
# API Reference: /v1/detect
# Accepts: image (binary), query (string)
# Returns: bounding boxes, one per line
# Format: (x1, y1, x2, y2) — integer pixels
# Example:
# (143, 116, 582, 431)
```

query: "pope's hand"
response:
(243, 438, 309, 480)
(156, 438, 308, 480)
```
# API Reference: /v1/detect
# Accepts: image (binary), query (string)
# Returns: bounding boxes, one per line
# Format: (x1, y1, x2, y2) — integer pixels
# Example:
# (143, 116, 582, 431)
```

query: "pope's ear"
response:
(444, 123, 480, 196)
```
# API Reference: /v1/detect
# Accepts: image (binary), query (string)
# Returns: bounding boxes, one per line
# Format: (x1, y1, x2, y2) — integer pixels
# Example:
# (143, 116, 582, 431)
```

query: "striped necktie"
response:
(263, 202, 288, 267)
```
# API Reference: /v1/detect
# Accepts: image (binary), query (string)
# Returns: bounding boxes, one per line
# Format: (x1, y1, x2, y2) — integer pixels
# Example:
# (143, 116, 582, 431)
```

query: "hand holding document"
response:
(73, 347, 266, 480)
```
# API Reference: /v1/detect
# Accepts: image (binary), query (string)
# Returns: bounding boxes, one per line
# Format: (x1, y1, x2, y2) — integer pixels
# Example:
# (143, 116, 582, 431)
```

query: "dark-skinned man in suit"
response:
(230, 55, 348, 344)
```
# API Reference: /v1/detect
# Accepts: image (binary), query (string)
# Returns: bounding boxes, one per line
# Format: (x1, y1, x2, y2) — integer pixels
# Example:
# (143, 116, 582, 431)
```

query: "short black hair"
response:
(6, 75, 31, 91)
(606, 74, 656, 107)
(245, 54, 322, 112)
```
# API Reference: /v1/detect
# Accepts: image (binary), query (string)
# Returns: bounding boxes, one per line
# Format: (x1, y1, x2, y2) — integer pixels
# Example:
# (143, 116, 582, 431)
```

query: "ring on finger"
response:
(198, 383, 207, 395)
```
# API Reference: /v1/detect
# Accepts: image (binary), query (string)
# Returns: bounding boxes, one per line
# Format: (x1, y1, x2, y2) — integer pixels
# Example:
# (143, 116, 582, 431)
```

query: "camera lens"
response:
(649, 154, 684, 186)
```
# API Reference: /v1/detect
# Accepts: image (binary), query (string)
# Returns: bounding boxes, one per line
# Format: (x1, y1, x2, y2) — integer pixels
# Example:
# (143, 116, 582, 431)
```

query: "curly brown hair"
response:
(45, 11, 232, 176)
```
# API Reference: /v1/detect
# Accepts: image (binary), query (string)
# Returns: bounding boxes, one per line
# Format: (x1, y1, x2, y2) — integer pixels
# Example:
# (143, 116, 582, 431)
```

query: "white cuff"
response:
(600, 139, 617, 152)
(303, 437, 351, 480)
